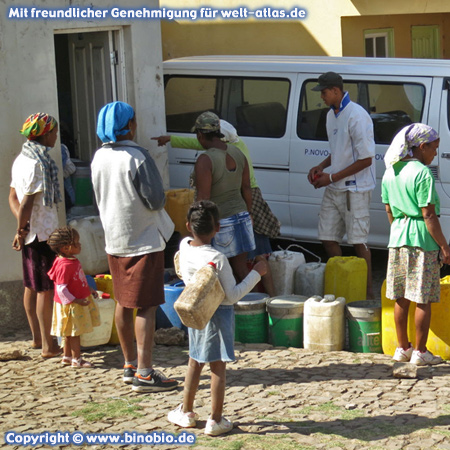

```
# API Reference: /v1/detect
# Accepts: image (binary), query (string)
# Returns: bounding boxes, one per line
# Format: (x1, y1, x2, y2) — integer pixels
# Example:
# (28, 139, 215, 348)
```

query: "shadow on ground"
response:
(235, 413, 450, 441)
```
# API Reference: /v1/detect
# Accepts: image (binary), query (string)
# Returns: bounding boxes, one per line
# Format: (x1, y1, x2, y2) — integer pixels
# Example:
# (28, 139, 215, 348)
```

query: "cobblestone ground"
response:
(2, 330, 450, 450)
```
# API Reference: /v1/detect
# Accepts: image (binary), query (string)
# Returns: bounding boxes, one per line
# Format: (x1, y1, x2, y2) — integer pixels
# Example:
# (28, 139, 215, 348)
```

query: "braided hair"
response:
(187, 200, 219, 236)
(47, 225, 79, 255)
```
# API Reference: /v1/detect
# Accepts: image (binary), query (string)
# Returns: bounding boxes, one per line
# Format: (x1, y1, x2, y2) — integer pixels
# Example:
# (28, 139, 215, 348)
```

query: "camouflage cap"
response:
(192, 111, 220, 133)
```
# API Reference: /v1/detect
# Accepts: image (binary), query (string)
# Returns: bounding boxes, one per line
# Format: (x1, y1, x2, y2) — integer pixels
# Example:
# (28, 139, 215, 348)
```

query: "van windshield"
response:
(298, 80, 425, 144)
(164, 75, 290, 138)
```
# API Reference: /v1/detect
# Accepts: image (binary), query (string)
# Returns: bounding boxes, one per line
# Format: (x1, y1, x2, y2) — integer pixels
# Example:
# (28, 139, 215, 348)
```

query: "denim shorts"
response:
(212, 211, 256, 258)
(188, 305, 235, 363)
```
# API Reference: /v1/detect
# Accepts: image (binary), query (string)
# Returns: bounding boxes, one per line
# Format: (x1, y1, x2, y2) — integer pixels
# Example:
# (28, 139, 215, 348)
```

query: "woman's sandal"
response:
(71, 357, 94, 368)
(61, 356, 72, 366)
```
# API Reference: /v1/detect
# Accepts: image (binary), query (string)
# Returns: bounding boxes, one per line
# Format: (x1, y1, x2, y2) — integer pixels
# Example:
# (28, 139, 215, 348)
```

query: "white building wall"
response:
(0, 0, 166, 284)
(0, 0, 166, 332)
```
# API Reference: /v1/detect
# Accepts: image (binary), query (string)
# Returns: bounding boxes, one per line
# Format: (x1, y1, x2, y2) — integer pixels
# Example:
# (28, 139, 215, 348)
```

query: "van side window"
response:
(298, 80, 425, 144)
(164, 76, 290, 138)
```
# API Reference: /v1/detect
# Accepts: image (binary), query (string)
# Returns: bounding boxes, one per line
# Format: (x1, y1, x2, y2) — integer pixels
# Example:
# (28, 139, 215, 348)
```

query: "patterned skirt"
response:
(51, 295, 101, 337)
(386, 246, 440, 304)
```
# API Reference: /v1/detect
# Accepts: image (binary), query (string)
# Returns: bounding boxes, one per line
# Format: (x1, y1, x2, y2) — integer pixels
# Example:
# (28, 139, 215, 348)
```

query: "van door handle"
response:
(442, 153, 450, 158)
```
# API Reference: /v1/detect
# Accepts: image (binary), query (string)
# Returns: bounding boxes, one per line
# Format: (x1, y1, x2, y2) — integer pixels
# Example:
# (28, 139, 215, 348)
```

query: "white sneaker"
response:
(393, 345, 413, 362)
(168, 404, 197, 428)
(204, 416, 233, 436)
(410, 349, 443, 366)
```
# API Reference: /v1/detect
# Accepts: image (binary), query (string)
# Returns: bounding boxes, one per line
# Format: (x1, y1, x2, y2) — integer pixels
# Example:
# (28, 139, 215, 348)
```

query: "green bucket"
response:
(267, 295, 308, 348)
(346, 300, 382, 353)
(234, 293, 269, 343)
(72, 164, 93, 206)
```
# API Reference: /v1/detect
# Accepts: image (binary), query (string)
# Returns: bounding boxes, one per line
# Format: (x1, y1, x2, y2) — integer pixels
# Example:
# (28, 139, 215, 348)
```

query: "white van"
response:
(162, 55, 450, 248)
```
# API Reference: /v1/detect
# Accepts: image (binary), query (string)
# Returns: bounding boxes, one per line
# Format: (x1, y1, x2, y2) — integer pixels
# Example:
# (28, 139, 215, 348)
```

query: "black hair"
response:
(197, 130, 225, 141)
(187, 200, 219, 236)
(47, 225, 79, 255)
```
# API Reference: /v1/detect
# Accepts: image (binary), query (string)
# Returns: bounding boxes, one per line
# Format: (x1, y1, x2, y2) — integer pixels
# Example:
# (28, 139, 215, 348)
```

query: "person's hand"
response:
(90, 288, 99, 299)
(151, 136, 171, 147)
(12, 234, 24, 251)
(73, 298, 90, 306)
(253, 259, 268, 277)
(312, 172, 333, 189)
(440, 245, 450, 265)
(308, 165, 323, 185)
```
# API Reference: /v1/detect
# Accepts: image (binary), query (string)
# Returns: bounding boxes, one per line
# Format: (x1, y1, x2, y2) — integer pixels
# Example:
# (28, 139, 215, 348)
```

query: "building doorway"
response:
(54, 29, 126, 162)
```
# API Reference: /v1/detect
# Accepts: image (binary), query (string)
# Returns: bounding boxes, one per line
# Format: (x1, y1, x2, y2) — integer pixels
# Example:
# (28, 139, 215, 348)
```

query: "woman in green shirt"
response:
(382, 123, 450, 366)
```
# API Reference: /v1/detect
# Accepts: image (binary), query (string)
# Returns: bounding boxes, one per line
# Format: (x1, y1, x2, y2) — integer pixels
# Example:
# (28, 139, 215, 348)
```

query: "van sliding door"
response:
(164, 73, 294, 236)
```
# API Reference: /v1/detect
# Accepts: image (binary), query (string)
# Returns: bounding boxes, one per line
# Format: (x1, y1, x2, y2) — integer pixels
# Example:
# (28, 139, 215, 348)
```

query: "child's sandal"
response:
(61, 356, 72, 366)
(71, 357, 94, 368)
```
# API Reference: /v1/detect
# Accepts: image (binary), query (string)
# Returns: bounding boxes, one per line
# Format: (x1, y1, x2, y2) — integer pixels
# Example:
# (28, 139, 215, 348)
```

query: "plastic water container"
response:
(68, 216, 108, 275)
(157, 281, 187, 331)
(268, 249, 306, 295)
(303, 295, 346, 351)
(174, 263, 225, 330)
(346, 300, 382, 353)
(382, 277, 450, 359)
(267, 295, 308, 348)
(234, 293, 269, 343)
(324, 256, 367, 303)
(164, 188, 195, 237)
(294, 262, 326, 298)
(80, 293, 115, 347)
(71, 161, 94, 206)
(94, 274, 139, 345)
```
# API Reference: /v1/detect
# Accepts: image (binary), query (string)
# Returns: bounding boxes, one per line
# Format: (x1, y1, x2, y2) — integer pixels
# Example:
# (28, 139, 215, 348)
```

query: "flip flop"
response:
(41, 349, 63, 359)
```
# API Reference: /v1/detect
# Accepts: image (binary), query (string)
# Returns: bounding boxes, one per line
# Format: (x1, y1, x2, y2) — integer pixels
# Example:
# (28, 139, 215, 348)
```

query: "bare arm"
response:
(422, 203, 450, 264)
(241, 158, 252, 213)
(12, 193, 35, 251)
(385, 204, 394, 225)
(9, 187, 20, 219)
(194, 154, 212, 201)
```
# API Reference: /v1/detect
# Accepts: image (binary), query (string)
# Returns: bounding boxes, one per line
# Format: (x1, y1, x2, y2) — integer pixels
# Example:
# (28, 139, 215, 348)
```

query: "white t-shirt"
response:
(10, 153, 59, 244)
(178, 237, 261, 306)
(326, 100, 376, 192)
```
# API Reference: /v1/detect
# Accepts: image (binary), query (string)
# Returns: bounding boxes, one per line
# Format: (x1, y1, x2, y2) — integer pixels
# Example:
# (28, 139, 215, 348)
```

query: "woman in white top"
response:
(9, 112, 61, 357)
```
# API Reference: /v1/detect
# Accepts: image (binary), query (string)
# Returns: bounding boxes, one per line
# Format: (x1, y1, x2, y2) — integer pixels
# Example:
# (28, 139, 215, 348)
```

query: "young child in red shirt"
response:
(47, 226, 100, 368)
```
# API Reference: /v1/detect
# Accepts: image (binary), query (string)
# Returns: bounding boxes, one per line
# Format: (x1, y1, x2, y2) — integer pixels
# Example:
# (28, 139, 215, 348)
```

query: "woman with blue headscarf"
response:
(91, 101, 178, 394)
(382, 123, 450, 366)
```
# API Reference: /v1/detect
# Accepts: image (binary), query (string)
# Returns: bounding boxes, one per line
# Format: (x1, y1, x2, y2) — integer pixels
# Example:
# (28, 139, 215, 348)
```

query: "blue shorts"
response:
(212, 211, 255, 258)
(188, 305, 235, 363)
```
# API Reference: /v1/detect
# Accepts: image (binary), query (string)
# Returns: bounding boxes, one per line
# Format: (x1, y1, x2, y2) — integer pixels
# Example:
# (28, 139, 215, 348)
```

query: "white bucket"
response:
(294, 262, 326, 298)
(68, 216, 108, 275)
(303, 295, 346, 352)
(268, 249, 305, 295)
(80, 294, 116, 347)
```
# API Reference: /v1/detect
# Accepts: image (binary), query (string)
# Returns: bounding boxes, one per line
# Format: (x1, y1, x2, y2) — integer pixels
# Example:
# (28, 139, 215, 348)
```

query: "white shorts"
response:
(318, 188, 371, 245)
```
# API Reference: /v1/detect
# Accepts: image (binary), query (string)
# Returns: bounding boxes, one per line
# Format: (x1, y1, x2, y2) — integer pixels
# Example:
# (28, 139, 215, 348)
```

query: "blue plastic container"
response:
(156, 281, 187, 331)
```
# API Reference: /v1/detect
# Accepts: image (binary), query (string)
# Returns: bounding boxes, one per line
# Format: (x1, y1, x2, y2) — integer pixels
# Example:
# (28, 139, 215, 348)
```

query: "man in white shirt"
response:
(307, 72, 376, 298)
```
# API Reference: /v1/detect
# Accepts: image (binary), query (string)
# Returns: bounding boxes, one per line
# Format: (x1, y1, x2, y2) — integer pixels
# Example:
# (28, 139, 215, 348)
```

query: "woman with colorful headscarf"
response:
(9, 112, 62, 357)
(382, 123, 450, 366)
